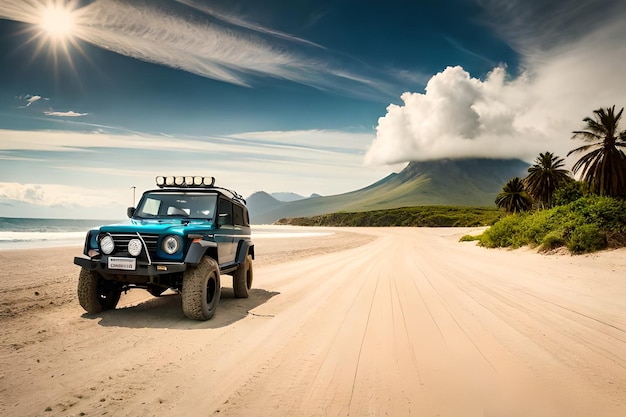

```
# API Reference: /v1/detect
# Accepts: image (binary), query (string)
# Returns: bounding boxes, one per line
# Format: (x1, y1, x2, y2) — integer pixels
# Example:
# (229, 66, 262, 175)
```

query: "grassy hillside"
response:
(275, 206, 503, 227)
(251, 158, 529, 223)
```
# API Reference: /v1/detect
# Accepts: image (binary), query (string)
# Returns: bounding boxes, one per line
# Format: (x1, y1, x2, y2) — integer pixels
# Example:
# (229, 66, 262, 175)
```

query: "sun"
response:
(37, 2, 77, 43)
(39, 4, 76, 40)
(24, 0, 89, 73)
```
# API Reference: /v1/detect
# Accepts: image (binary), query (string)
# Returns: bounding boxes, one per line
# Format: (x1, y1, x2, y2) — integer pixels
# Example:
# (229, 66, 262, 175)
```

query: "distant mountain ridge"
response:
(246, 192, 322, 219)
(247, 158, 529, 224)
(271, 192, 306, 202)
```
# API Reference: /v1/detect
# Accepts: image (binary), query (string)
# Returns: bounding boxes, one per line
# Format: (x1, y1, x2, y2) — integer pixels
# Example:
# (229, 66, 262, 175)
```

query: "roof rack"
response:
(212, 187, 247, 205)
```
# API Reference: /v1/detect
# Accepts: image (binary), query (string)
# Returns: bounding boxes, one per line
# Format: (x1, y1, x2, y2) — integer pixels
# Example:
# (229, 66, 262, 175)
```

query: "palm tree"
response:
(523, 152, 571, 208)
(496, 177, 532, 213)
(568, 106, 626, 197)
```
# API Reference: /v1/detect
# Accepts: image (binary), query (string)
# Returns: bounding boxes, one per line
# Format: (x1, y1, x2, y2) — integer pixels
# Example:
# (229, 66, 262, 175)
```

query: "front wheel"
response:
(182, 257, 221, 320)
(233, 254, 253, 298)
(77, 268, 122, 314)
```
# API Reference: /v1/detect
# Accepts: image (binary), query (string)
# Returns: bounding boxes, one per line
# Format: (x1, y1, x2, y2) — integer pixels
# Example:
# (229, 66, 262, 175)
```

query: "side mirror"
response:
(127, 207, 136, 218)
(217, 213, 231, 227)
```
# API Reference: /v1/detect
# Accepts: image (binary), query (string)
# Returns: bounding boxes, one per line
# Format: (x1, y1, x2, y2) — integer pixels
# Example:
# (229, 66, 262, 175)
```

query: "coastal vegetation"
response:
(475, 196, 626, 253)
(476, 105, 626, 253)
(275, 206, 501, 227)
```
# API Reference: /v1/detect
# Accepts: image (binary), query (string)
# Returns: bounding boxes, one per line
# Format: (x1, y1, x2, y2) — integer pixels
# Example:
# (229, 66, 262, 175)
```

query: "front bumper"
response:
(74, 255, 187, 276)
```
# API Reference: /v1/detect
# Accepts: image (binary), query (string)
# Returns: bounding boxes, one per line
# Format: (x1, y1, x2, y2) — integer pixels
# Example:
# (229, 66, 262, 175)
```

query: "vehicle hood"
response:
(97, 218, 216, 235)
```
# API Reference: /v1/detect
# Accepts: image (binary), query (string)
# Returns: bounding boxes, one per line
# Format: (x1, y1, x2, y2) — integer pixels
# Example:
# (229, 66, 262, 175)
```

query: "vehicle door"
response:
(216, 197, 235, 265)
(232, 203, 250, 258)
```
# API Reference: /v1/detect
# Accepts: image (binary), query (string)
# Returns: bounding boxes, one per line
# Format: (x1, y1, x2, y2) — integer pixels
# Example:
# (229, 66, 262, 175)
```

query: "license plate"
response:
(108, 257, 136, 271)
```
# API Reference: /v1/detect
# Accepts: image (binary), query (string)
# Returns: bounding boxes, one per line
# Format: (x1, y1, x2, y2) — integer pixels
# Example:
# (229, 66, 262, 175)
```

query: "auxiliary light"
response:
(155, 176, 215, 188)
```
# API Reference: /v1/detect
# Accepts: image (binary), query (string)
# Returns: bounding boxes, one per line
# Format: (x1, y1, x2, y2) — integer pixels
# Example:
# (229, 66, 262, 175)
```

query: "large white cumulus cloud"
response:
(365, 65, 542, 164)
(366, 4, 626, 166)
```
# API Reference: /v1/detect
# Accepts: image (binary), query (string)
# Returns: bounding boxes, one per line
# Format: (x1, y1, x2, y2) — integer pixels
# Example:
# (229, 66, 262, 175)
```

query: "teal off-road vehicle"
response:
(73, 176, 254, 320)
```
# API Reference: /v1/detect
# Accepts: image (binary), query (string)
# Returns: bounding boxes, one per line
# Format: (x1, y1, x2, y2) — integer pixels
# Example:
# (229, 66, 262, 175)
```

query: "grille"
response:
(109, 233, 159, 256)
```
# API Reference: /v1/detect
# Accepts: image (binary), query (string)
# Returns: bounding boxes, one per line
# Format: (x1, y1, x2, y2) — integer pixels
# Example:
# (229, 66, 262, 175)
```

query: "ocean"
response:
(0, 218, 332, 250)
(0, 217, 123, 250)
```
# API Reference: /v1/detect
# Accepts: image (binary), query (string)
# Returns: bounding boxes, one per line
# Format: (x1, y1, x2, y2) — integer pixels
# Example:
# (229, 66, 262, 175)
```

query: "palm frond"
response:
(571, 130, 602, 141)
(570, 106, 626, 197)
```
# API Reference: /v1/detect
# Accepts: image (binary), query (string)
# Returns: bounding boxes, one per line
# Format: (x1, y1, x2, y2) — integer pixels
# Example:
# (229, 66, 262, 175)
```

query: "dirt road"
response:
(1, 227, 625, 416)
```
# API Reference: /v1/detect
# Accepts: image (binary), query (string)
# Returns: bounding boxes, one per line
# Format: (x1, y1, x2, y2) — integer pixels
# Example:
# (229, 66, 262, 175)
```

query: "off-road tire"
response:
(77, 268, 122, 314)
(233, 254, 253, 298)
(182, 257, 221, 320)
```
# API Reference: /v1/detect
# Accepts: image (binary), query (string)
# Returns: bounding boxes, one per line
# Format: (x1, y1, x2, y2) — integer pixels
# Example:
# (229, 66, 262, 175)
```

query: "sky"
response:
(1, 0, 626, 219)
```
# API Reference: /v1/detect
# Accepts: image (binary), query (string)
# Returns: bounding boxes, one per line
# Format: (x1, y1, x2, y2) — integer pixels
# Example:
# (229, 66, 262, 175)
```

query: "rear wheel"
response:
(233, 254, 253, 298)
(77, 268, 122, 314)
(182, 257, 221, 320)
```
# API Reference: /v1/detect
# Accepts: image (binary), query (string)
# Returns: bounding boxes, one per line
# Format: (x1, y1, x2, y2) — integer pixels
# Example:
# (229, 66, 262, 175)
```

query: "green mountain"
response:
(248, 158, 529, 224)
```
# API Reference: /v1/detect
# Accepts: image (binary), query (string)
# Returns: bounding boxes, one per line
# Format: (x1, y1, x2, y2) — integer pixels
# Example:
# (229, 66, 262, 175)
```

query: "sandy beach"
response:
(0, 226, 625, 416)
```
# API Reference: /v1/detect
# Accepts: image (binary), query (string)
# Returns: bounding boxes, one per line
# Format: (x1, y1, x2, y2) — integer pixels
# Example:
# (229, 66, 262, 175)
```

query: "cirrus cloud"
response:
(16, 94, 49, 108)
(0, 0, 399, 101)
(44, 110, 88, 117)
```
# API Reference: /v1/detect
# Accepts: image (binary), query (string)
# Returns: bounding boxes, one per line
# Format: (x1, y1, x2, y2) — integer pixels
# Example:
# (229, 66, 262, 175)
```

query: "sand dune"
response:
(0, 227, 624, 416)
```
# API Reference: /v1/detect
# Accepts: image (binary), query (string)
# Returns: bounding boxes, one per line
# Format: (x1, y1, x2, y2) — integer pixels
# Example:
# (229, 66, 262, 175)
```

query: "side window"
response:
(243, 209, 250, 226)
(141, 198, 161, 216)
(233, 204, 244, 226)
(217, 198, 233, 225)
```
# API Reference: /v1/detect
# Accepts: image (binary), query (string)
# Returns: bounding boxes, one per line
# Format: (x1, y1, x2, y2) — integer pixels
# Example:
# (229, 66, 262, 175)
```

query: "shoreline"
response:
(0, 224, 336, 251)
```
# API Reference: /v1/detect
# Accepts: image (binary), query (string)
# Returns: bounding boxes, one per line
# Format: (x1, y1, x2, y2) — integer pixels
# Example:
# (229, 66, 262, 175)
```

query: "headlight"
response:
(128, 238, 143, 257)
(162, 235, 181, 254)
(100, 234, 115, 255)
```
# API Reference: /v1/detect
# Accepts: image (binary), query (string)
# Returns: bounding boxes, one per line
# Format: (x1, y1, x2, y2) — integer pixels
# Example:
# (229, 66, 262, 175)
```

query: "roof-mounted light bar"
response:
(156, 176, 215, 188)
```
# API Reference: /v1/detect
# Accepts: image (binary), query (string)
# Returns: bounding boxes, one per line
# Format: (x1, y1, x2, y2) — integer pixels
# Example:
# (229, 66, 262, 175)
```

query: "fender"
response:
(185, 240, 218, 266)
(235, 240, 254, 264)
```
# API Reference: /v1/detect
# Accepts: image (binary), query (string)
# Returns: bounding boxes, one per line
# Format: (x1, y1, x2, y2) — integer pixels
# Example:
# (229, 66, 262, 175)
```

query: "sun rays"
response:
(12, 0, 90, 76)
(0, 0, 393, 99)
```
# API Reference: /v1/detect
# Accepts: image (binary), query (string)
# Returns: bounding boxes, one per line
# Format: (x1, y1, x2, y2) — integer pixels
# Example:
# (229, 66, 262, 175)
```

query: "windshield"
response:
(134, 192, 217, 220)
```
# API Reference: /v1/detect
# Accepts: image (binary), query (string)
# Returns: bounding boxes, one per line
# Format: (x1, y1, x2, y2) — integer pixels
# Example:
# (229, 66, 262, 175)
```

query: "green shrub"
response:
(459, 234, 480, 242)
(479, 214, 526, 248)
(579, 196, 626, 230)
(567, 224, 606, 254)
(476, 195, 626, 254)
(539, 230, 566, 252)
(518, 209, 553, 246)
(552, 181, 586, 206)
